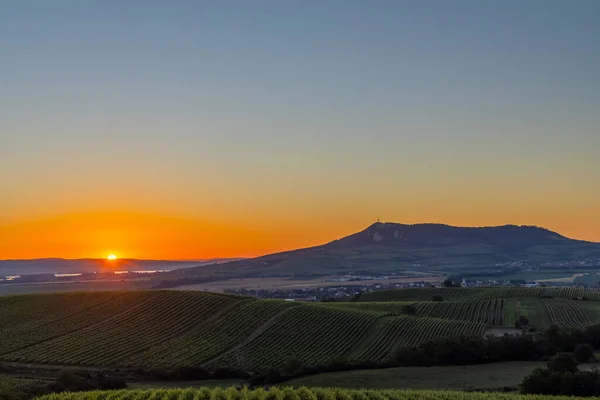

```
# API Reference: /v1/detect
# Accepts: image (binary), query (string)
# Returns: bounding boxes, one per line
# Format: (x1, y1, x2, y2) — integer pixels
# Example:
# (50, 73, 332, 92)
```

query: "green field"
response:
(1, 288, 600, 370)
(287, 361, 545, 390)
(0, 374, 48, 398)
(33, 387, 600, 400)
(0, 375, 33, 392)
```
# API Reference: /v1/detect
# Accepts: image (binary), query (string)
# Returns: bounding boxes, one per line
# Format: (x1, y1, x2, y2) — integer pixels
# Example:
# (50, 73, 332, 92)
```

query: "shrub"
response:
(547, 352, 578, 373)
(431, 296, 443, 302)
(282, 357, 304, 376)
(574, 343, 594, 363)
(282, 388, 300, 400)
(296, 388, 317, 400)
(521, 366, 600, 396)
(211, 387, 228, 400)
(265, 388, 283, 400)
(515, 316, 529, 329)
(177, 365, 212, 380)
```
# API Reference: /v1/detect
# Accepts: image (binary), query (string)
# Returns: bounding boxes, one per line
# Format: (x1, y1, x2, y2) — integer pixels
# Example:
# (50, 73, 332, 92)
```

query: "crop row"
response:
(354, 316, 486, 361)
(356, 287, 593, 302)
(414, 299, 502, 324)
(125, 299, 300, 367)
(542, 299, 593, 329)
(322, 299, 503, 325)
(207, 305, 378, 371)
(37, 387, 593, 400)
(0, 291, 134, 355)
(0, 291, 125, 336)
(4, 291, 242, 366)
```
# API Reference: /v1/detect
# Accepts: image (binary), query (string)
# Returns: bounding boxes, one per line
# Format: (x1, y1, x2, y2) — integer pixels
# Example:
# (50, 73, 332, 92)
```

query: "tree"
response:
(442, 279, 455, 288)
(432, 295, 443, 302)
(547, 352, 578, 373)
(282, 357, 304, 376)
(574, 343, 594, 363)
(515, 315, 529, 329)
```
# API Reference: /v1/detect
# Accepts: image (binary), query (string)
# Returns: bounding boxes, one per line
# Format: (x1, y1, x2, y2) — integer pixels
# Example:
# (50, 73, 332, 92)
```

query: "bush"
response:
(431, 295, 443, 302)
(515, 316, 529, 329)
(442, 279, 455, 287)
(296, 387, 317, 400)
(177, 366, 212, 380)
(574, 343, 594, 363)
(521, 366, 600, 396)
(50, 371, 127, 393)
(282, 357, 304, 376)
(547, 353, 578, 373)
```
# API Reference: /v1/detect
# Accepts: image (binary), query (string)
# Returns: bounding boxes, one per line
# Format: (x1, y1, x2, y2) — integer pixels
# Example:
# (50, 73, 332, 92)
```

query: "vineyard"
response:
(350, 316, 486, 361)
(324, 299, 504, 325)
(124, 299, 301, 368)
(5, 291, 242, 365)
(356, 287, 590, 302)
(542, 298, 593, 329)
(206, 305, 378, 370)
(0, 375, 36, 394)
(1, 288, 600, 370)
(34, 387, 600, 400)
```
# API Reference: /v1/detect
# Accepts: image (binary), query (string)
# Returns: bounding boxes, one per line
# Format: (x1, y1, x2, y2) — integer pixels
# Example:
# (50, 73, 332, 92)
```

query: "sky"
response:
(1, 0, 599, 259)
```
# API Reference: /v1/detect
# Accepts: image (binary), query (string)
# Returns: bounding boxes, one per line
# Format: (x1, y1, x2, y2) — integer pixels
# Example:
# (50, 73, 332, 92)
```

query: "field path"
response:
(345, 316, 395, 360)
(201, 305, 299, 367)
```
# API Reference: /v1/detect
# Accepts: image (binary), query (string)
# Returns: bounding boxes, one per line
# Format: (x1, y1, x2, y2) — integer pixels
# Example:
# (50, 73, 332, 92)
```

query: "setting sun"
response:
(107, 254, 117, 261)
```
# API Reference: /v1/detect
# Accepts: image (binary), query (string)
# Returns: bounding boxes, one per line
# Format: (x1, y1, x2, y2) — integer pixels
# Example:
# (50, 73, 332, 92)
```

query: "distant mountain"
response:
(325, 222, 574, 248)
(176, 222, 600, 279)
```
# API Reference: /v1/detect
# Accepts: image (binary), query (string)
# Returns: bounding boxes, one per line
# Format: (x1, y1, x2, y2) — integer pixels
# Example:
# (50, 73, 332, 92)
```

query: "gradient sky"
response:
(1, 0, 599, 259)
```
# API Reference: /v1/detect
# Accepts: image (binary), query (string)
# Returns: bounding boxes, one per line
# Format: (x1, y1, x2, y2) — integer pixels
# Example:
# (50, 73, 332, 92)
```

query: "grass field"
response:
(287, 361, 544, 390)
(34, 387, 600, 400)
(0, 374, 48, 397)
(1, 288, 600, 371)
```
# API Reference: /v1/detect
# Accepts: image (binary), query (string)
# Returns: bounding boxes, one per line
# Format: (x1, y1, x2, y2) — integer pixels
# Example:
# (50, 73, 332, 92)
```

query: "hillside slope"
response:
(2, 288, 600, 370)
(170, 223, 600, 279)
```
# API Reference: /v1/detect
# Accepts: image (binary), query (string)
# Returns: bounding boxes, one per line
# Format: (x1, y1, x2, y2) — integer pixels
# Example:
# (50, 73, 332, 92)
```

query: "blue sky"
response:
(1, 0, 599, 257)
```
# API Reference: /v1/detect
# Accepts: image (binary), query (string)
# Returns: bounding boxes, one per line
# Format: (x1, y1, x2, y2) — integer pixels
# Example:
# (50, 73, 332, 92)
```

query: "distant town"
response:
(225, 272, 600, 302)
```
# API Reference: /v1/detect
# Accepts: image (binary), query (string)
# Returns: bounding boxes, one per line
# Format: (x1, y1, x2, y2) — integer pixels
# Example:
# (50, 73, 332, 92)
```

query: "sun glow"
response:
(107, 254, 117, 260)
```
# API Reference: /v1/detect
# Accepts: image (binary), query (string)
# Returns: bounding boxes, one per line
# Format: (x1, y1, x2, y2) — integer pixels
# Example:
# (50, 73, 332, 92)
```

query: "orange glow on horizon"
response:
(0, 207, 599, 260)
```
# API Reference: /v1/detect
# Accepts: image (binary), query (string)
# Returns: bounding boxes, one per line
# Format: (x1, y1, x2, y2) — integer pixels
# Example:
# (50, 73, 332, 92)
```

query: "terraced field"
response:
(1, 288, 600, 371)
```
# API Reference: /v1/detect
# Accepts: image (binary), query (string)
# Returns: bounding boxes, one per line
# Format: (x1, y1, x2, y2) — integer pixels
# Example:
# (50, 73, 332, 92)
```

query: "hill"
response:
(169, 223, 600, 281)
(2, 288, 600, 370)
(326, 223, 573, 248)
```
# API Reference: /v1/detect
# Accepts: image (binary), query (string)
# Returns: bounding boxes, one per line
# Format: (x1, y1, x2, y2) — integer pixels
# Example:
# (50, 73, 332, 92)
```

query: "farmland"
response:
(1, 288, 600, 371)
(287, 361, 546, 390)
(33, 387, 600, 400)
